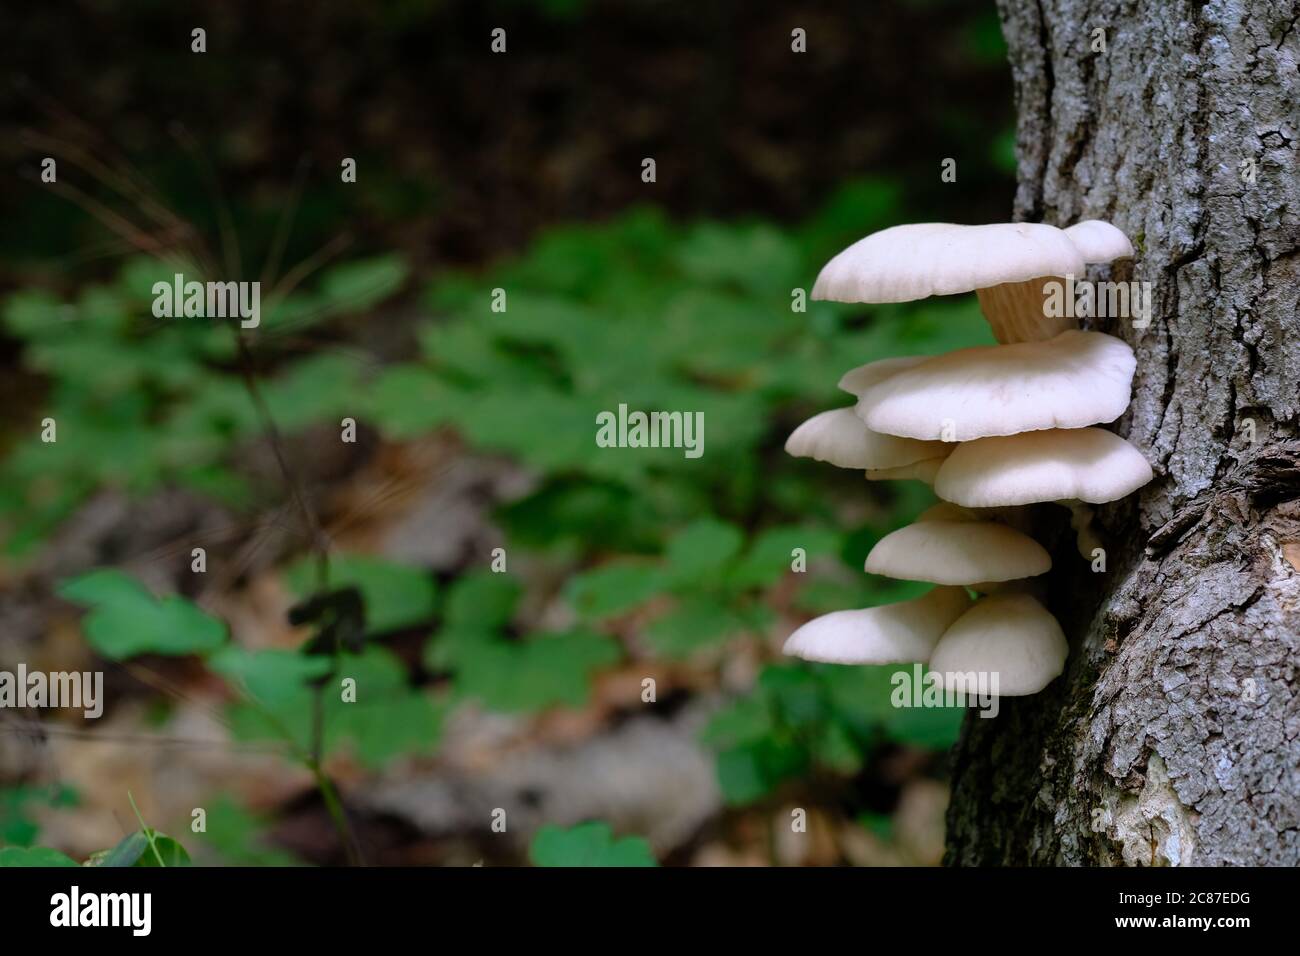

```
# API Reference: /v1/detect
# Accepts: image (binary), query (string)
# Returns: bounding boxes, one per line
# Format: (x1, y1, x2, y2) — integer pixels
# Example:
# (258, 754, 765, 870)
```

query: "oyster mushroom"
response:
(783, 586, 972, 665)
(933, 427, 1153, 508)
(812, 220, 1132, 344)
(864, 504, 1050, 586)
(853, 329, 1136, 442)
(929, 593, 1069, 697)
(784, 219, 1151, 701)
(785, 407, 948, 471)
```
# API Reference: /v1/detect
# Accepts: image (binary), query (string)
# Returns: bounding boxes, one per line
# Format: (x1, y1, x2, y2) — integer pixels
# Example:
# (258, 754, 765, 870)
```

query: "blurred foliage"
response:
(702, 663, 964, 805)
(529, 822, 658, 867)
(0, 846, 80, 867)
(0, 253, 405, 556)
(58, 568, 228, 658)
(5, 175, 995, 856)
(428, 571, 621, 713)
(190, 796, 304, 867)
(0, 784, 78, 847)
(1, 829, 192, 868)
(88, 828, 191, 867)
(285, 554, 438, 634)
(222, 645, 447, 768)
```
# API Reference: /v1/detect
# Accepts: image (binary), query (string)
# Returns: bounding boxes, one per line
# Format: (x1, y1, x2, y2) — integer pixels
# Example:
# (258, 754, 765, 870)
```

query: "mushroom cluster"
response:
(783, 221, 1153, 699)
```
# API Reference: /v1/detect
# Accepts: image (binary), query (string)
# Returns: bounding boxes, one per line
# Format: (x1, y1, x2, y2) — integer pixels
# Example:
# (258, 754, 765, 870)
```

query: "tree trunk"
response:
(945, 0, 1300, 866)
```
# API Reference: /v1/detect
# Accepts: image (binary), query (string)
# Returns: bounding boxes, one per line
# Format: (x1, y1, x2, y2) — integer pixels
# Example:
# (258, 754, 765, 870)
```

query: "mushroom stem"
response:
(1062, 500, 1103, 561)
(975, 276, 1075, 344)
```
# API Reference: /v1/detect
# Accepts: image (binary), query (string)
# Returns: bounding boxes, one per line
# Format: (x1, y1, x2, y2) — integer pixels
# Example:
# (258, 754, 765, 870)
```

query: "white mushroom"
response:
(864, 457, 947, 485)
(812, 222, 1083, 308)
(976, 220, 1134, 343)
(838, 355, 930, 396)
(811, 221, 1132, 345)
(1064, 498, 1106, 561)
(782, 586, 971, 665)
(1063, 220, 1134, 262)
(864, 508, 1050, 586)
(928, 593, 1068, 696)
(933, 427, 1154, 508)
(783, 218, 1149, 700)
(785, 407, 948, 470)
(854, 330, 1136, 442)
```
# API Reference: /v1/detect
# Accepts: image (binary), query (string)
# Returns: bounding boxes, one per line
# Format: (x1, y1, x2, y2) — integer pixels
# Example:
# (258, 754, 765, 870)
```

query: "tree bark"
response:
(945, 0, 1300, 865)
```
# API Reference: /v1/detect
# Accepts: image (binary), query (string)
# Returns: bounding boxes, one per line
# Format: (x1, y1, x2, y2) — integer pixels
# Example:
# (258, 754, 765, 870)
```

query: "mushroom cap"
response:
(865, 516, 1050, 585)
(812, 222, 1086, 304)
(782, 586, 971, 665)
(928, 593, 1068, 696)
(785, 408, 949, 470)
(1063, 220, 1134, 263)
(855, 329, 1136, 441)
(838, 355, 929, 396)
(865, 457, 946, 484)
(934, 427, 1153, 507)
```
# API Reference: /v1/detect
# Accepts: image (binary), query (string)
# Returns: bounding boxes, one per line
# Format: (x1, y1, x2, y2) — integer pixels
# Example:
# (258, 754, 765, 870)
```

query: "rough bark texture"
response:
(946, 0, 1300, 865)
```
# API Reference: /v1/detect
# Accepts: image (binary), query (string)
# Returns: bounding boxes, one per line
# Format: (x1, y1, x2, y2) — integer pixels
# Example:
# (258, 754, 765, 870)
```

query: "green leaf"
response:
(675, 223, 801, 296)
(701, 658, 965, 807)
(345, 687, 448, 765)
(442, 571, 521, 632)
(96, 829, 191, 867)
(365, 365, 465, 438)
(813, 718, 864, 773)
(117, 255, 204, 301)
(699, 695, 776, 750)
(3, 289, 73, 341)
(227, 647, 444, 767)
(144, 835, 191, 867)
(728, 525, 842, 589)
(529, 822, 657, 867)
(990, 126, 1018, 175)
(0, 846, 79, 867)
(714, 739, 805, 806)
(760, 665, 826, 726)
(858, 811, 894, 841)
(0, 784, 78, 847)
(645, 596, 747, 658)
(285, 554, 437, 633)
(451, 387, 601, 473)
(100, 832, 150, 867)
(715, 745, 772, 805)
(192, 796, 303, 867)
(208, 647, 333, 706)
(661, 519, 744, 587)
(58, 569, 227, 659)
(445, 629, 621, 713)
(817, 662, 965, 748)
(565, 561, 665, 619)
(318, 255, 408, 311)
(260, 354, 363, 431)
